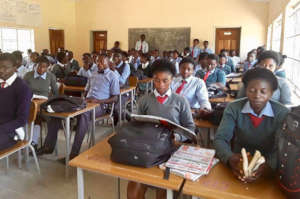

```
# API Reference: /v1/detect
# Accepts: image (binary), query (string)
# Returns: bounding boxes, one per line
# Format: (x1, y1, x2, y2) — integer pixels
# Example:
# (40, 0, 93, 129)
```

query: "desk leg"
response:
(65, 117, 70, 178)
(131, 90, 134, 113)
(146, 82, 149, 94)
(91, 108, 96, 146)
(167, 189, 173, 199)
(117, 177, 120, 199)
(77, 168, 84, 199)
(119, 93, 122, 126)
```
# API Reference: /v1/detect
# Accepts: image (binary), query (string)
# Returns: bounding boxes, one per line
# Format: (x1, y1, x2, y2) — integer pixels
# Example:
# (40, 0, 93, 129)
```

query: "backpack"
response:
(41, 96, 86, 113)
(64, 75, 88, 87)
(207, 86, 227, 99)
(277, 106, 300, 199)
(199, 102, 228, 125)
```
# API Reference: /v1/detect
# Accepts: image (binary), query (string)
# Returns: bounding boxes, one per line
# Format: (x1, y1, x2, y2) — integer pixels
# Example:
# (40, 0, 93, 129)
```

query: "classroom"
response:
(0, 0, 299, 198)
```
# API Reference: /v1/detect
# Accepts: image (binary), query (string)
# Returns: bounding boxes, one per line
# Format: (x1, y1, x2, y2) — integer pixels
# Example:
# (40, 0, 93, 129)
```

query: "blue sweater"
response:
(213, 98, 289, 170)
(0, 77, 33, 137)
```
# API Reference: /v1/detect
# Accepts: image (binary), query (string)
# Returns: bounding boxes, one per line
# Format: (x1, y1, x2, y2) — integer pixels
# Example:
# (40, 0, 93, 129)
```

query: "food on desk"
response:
(240, 148, 265, 178)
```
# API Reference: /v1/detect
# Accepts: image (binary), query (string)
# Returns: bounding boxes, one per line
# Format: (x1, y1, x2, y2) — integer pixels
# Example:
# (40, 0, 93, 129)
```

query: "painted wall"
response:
(74, 0, 269, 59)
(268, 0, 290, 23)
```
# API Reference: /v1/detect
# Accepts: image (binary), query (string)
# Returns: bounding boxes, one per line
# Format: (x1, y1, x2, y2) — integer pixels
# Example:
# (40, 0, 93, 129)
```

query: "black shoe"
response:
(36, 147, 53, 156)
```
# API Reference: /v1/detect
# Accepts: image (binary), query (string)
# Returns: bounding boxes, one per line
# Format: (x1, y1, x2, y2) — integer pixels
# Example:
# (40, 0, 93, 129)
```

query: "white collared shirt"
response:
(135, 40, 149, 53)
(153, 88, 172, 104)
(57, 61, 65, 67)
(17, 65, 28, 79)
(34, 69, 47, 80)
(241, 101, 274, 118)
(0, 73, 18, 88)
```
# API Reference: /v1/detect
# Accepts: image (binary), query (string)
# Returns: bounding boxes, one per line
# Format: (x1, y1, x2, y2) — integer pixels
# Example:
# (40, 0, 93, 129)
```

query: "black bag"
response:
(64, 75, 88, 87)
(108, 121, 178, 168)
(41, 96, 86, 113)
(200, 102, 228, 125)
(277, 106, 300, 199)
(207, 86, 227, 99)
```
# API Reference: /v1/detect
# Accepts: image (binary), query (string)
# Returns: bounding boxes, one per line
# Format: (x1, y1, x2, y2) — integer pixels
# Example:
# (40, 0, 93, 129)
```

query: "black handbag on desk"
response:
(64, 75, 88, 87)
(41, 96, 86, 113)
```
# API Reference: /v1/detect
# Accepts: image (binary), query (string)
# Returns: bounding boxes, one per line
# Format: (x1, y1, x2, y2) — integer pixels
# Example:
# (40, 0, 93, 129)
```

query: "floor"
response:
(0, 124, 157, 199)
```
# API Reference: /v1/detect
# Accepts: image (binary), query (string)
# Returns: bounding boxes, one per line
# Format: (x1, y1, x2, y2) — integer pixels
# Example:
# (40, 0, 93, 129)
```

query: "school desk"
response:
(118, 86, 136, 126)
(69, 136, 184, 199)
(194, 119, 217, 147)
(209, 95, 235, 103)
(42, 102, 99, 177)
(59, 84, 85, 96)
(183, 163, 285, 199)
(138, 77, 153, 93)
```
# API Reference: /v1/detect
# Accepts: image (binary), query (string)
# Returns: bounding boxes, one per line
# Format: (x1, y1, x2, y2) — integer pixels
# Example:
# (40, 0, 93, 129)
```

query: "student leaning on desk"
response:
(214, 68, 289, 183)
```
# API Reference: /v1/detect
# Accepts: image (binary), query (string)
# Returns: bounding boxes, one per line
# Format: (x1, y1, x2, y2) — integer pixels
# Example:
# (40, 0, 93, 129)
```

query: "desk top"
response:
(209, 96, 235, 103)
(194, 119, 217, 129)
(120, 86, 136, 94)
(62, 84, 86, 92)
(183, 163, 285, 199)
(138, 78, 153, 83)
(69, 136, 184, 190)
(42, 103, 99, 118)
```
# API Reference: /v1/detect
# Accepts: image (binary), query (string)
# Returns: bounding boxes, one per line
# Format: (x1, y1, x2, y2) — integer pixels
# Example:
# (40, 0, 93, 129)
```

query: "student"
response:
(195, 52, 209, 74)
(135, 34, 149, 54)
(12, 50, 27, 79)
(151, 49, 160, 64)
(171, 57, 211, 111)
(274, 53, 287, 78)
(220, 49, 235, 72)
(130, 50, 141, 71)
(182, 47, 191, 58)
(214, 68, 289, 183)
(67, 51, 80, 72)
(26, 52, 39, 72)
(190, 39, 201, 59)
(41, 49, 56, 64)
(111, 41, 121, 52)
(0, 53, 33, 151)
(171, 50, 182, 75)
(202, 40, 213, 54)
(243, 51, 256, 72)
(51, 51, 73, 79)
(230, 50, 241, 69)
(256, 46, 265, 58)
(37, 54, 120, 160)
(238, 50, 292, 105)
(111, 52, 131, 87)
(195, 54, 226, 87)
(77, 53, 96, 78)
(137, 53, 152, 77)
(23, 49, 32, 66)
(162, 51, 170, 60)
(91, 51, 98, 65)
(128, 59, 195, 199)
(218, 54, 232, 75)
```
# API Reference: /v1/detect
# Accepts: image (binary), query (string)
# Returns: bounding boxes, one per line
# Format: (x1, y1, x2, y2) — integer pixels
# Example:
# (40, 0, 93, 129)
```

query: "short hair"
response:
(141, 34, 145, 37)
(199, 52, 209, 60)
(279, 53, 287, 67)
(114, 41, 120, 45)
(12, 50, 23, 62)
(0, 53, 16, 66)
(242, 67, 278, 91)
(151, 59, 176, 76)
(140, 53, 150, 60)
(247, 51, 255, 57)
(82, 53, 91, 57)
(37, 56, 50, 65)
(31, 52, 39, 57)
(173, 50, 179, 55)
(68, 51, 73, 56)
(203, 40, 209, 44)
(219, 54, 227, 59)
(257, 50, 281, 66)
(220, 49, 228, 54)
(56, 52, 66, 62)
(121, 51, 128, 58)
(208, 54, 219, 62)
(193, 39, 199, 42)
(179, 57, 195, 68)
(184, 47, 190, 52)
(257, 46, 265, 52)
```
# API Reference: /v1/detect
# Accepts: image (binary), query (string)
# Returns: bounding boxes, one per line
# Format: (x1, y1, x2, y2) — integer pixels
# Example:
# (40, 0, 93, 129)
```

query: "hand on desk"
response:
(85, 98, 99, 104)
(193, 108, 212, 118)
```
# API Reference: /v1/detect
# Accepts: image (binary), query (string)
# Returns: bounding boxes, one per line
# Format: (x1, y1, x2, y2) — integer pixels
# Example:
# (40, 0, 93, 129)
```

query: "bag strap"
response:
(174, 179, 186, 199)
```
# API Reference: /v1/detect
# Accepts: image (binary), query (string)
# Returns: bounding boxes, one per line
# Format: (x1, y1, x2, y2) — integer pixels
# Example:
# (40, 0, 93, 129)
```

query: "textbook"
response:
(226, 72, 242, 78)
(32, 94, 48, 100)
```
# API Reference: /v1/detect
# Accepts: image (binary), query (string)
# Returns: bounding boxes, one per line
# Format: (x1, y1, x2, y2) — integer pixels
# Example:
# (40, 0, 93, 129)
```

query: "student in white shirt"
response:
(171, 50, 182, 75)
(26, 52, 39, 72)
(202, 41, 214, 54)
(190, 39, 201, 59)
(135, 34, 149, 54)
(77, 53, 95, 78)
(12, 50, 27, 79)
(230, 50, 241, 69)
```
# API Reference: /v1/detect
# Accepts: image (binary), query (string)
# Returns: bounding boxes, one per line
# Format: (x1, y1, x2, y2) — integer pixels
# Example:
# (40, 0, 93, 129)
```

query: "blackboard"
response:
(128, 27, 191, 54)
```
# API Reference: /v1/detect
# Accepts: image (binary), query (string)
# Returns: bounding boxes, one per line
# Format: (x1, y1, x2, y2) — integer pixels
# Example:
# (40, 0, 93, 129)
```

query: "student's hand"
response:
(228, 153, 243, 179)
(240, 163, 266, 183)
(196, 108, 211, 117)
(86, 98, 98, 104)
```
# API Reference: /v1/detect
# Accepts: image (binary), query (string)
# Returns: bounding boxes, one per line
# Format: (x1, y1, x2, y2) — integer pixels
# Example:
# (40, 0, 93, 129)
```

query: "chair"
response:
(0, 101, 41, 174)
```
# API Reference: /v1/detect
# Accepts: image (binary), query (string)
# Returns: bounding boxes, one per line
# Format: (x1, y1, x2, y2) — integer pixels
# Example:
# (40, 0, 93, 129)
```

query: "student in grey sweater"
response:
(51, 51, 73, 79)
(214, 68, 289, 184)
(128, 59, 195, 199)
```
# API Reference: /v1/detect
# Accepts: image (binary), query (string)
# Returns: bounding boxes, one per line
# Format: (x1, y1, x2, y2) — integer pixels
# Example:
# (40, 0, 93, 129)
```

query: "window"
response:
(266, 24, 272, 50)
(0, 27, 35, 53)
(272, 15, 282, 52)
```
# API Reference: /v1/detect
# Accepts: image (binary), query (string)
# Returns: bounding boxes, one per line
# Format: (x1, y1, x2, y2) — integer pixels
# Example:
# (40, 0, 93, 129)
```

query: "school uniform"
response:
(275, 69, 286, 79)
(190, 46, 201, 59)
(218, 64, 232, 75)
(171, 76, 211, 110)
(24, 69, 58, 97)
(16, 65, 28, 78)
(26, 62, 36, 72)
(135, 40, 149, 53)
(202, 48, 213, 54)
(77, 67, 94, 78)
(51, 61, 73, 79)
(226, 57, 235, 72)
(113, 61, 131, 87)
(43, 68, 120, 158)
(214, 98, 289, 169)
(194, 64, 203, 75)
(243, 60, 256, 72)
(0, 73, 33, 150)
(237, 76, 292, 105)
(172, 57, 182, 74)
(138, 89, 195, 133)
(196, 68, 226, 87)
(137, 62, 152, 77)
(70, 58, 80, 72)
(231, 56, 241, 68)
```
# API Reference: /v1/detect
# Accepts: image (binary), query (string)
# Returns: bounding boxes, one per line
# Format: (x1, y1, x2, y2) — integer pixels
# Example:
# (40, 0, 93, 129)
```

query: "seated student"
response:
(190, 39, 202, 59)
(220, 49, 235, 72)
(194, 52, 209, 74)
(91, 51, 98, 66)
(111, 41, 121, 52)
(237, 50, 292, 105)
(195, 54, 226, 87)
(111, 52, 131, 87)
(37, 54, 120, 160)
(256, 46, 265, 58)
(129, 50, 141, 71)
(243, 51, 256, 72)
(12, 50, 27, 79)
(162, 51, 170, 60)
(41, 49, 56, 65)
(128, 59, 195, 199)
(150, 49, 160, 64)
(171, 50, 182, 75)
(218, 54, 232, 75)
(67, 51, 80, 72)
(214, 68, 289, 183)
(182, 47, 191, 58)
(77, 53, 96, 78)
(0, 53, 33, 151)
(137, 53, 152, 77)
(171, 57, 211, 111)
(202, 40, 213, 54)
(51, 51, 73, 80)
(274, 53, 287, 78)
(26, 52, 39, 72)
(230, 50, 241, 69)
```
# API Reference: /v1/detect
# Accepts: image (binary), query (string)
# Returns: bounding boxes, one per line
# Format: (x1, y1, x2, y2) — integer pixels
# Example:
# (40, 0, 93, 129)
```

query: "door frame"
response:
(214, 26, 242, 55)
(91, 30, 108, 52)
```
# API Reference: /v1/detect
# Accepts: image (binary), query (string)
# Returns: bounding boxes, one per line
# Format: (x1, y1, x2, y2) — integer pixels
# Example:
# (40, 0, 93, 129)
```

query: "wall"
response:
(74, 0, 269, 59)
(268, 0, 290, 23)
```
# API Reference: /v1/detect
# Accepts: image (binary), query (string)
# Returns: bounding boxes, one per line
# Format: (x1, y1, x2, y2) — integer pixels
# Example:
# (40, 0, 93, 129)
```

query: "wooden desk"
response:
(42, 103, 99, 177)
(194, 119, 217, 147)
(138, 78, 153, 93)
(60, 84, 85, 96)
(32, 98, 47, 112)
(69, 137, 184, 199)
(118, 86, 136, 126)
(183, 163, 285, 199)
(209, 95, 235, 103)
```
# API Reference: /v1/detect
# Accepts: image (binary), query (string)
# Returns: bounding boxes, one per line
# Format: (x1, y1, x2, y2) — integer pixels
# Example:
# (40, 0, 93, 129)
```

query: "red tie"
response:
(176, 80, 187, 94)
(203, 71, 211, 82)
(0, 82, 6, 88)
(248, 114, 265, 128)
(157, 95, 168, 104)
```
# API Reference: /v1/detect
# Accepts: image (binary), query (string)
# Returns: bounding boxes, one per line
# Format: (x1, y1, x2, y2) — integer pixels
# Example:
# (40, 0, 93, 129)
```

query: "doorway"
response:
(92, 31, 107, 52)
(49, 29, 64, 55)
(215, 28, 241, 55)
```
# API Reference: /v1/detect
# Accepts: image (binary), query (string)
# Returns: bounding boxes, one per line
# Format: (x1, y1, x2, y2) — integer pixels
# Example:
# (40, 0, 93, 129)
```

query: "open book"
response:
(32, 94, 48, 100)
(226, 72, 242, 78)
(129, 113, 196, 141)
